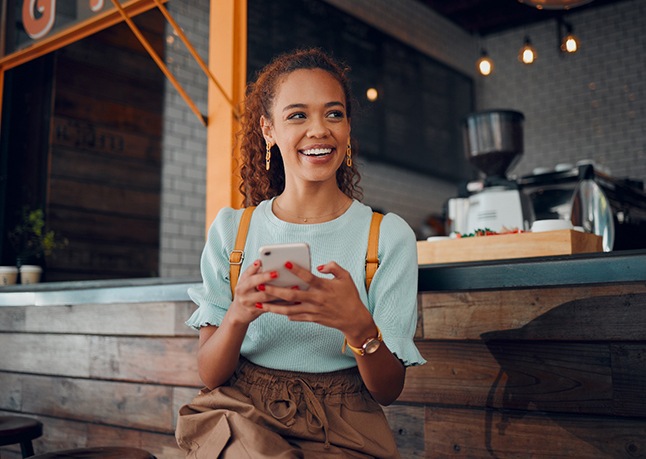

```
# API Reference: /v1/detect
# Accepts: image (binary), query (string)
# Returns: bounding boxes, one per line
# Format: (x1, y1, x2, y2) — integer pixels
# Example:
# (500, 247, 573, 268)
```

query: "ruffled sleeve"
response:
(185, 207, 242, 329)
(369, 213, 426, 367)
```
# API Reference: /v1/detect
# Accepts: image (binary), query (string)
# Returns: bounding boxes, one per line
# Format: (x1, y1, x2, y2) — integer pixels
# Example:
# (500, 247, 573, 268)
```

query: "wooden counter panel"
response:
(401, 340, 622, 415)
(612, 343, 646, 417)
(89, 335, 200, 387)
(2, 278, 645, 457)
(11, 374, 173, 432)
(408, 286, 646, 421)
(0, 333, 200, 386)
(382, 405, 426, 458)
(421, 285, 646, 340)
(0, 334, 91, 377)
(0, 302, 197, 336)
(424, 406, 646, 459)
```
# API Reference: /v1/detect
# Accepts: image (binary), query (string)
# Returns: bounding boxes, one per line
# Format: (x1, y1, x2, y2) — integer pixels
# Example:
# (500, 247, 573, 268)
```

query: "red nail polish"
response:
(258, 284, 266, 291)
(255, 303, 263, 309)
(285, 261, 293, 269)
(317, 265, 324, 271)
(291, 285, 300, 290)
(270, 271, 278, 279)
(253, 260, 260, 267)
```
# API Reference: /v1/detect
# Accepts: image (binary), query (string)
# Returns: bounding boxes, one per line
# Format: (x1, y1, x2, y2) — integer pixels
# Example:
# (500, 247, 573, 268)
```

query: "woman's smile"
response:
(300, 147, 333, 157)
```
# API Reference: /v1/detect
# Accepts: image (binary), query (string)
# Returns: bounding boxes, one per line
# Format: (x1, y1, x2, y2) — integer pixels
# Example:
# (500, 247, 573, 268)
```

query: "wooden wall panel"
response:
(53, 86, 163, 137)
(50, 147, 160, 191)
(46, 241, 159, 280)
(48, 177, 159, 218)
(55, 54, 163, 111)
(43, 9, 164, 281)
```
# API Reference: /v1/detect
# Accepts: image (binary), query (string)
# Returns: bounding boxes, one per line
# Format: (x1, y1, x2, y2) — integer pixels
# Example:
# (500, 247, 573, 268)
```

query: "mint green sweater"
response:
(187, 198, 426, 372)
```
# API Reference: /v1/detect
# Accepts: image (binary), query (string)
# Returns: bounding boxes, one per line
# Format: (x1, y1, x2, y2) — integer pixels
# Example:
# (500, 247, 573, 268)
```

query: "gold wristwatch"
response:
(343, 326, 383, 356)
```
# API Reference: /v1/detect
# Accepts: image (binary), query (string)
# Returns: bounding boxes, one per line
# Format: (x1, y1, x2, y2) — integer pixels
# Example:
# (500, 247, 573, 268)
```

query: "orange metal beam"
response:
(110, 0, 206, 126)
(205, 0, 247, 230)
(152, 0, 239, 120)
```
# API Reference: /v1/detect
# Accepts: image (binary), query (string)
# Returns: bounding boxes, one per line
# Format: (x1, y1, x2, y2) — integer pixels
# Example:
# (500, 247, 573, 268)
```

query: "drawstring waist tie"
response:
(233, 359, 365, 449)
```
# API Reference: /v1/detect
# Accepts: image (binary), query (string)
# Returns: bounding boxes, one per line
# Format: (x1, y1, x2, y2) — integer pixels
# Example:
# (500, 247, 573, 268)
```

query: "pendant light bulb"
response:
(477, 49, 494, 76)
(562, 34, 579, 52)
(519, 36, 537, 64)
(560, 21, 579, 53)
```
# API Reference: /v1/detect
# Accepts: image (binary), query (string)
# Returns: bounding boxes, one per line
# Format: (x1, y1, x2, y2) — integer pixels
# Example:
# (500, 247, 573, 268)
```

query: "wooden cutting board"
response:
(417, 230, 603, 264)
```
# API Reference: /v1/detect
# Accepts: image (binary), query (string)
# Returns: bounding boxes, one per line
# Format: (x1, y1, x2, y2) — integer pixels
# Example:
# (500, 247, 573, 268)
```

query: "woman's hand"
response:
(226, 259, 280, 325)
(259, 261, 373, 337)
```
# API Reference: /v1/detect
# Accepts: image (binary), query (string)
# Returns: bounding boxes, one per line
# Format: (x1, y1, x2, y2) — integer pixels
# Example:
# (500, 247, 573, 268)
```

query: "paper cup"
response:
(19, 265, 43, 284)
(0, 266, 18, 286)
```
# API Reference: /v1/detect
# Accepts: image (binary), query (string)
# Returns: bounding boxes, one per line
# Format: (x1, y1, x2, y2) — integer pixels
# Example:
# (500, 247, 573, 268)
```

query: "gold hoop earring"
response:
(346, 140, 352, 167)
(265, 143, 272, 171)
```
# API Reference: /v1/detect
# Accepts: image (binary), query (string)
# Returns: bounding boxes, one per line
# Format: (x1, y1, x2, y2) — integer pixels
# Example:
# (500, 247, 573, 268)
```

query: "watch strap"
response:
(342, 326, 382, 356)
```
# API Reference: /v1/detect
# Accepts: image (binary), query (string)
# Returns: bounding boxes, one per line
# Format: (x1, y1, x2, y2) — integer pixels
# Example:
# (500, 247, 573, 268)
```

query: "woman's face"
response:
(261, 68, 350, 188)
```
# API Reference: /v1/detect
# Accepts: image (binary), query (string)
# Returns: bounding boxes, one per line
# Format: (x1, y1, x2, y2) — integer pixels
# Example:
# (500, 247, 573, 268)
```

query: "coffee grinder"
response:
(460, 110, 534, 233)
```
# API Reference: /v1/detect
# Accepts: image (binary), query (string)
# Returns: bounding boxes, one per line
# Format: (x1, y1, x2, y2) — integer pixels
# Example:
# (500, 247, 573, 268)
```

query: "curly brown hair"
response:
(238, 48, 362, 206)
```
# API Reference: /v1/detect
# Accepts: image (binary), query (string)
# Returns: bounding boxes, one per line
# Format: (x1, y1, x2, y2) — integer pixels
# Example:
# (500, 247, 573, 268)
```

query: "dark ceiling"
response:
(416, 0, 628, 36)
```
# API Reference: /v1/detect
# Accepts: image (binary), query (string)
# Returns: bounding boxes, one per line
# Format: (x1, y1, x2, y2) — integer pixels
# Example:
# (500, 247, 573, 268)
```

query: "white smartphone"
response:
(258, 243, 311, 292)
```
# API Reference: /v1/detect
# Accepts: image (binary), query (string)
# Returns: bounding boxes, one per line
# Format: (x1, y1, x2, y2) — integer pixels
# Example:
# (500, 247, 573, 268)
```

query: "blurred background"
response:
(1, 0, 643, 281)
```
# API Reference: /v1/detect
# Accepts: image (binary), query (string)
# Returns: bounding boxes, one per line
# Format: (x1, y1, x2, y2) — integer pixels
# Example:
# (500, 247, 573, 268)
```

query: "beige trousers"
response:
(176, 359, 400, 458)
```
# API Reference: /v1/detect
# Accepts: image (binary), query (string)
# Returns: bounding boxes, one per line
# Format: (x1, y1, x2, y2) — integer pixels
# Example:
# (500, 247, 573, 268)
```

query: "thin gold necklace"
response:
(274, 197, 351, 223)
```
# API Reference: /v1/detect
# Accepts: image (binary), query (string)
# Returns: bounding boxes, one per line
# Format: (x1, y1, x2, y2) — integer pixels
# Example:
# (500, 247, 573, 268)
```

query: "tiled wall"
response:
(477, 0, 645, 182)
(159, 0, 645, 277)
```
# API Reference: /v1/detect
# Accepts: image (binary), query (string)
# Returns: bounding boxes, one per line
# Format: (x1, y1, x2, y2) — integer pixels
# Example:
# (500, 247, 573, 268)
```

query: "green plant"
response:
(8, 207, 68, 265)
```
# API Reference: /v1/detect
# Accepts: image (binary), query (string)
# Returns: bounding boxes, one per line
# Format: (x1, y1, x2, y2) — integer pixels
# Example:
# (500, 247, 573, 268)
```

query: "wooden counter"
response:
(389, 250, 646, 458)
(1, 252, 645, 458)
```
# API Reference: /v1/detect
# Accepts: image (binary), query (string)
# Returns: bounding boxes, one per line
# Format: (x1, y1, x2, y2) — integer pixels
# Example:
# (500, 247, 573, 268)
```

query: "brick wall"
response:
(159, 1, 209, 278)
(158, 0, 645, 277)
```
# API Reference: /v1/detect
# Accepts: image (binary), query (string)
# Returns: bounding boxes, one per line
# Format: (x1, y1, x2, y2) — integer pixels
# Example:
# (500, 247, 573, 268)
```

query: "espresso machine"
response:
(518, 163, 646, 251)
(447, 110, 534, 234)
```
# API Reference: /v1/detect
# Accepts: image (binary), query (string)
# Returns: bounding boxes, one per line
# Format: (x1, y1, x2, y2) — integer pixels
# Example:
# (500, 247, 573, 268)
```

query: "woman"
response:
(176, 48, 425, 458)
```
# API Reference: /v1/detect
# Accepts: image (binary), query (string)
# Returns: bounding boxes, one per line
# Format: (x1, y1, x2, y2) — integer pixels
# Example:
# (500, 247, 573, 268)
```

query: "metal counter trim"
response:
(0, 278, 200, 306)
(419, 249, 646, 291)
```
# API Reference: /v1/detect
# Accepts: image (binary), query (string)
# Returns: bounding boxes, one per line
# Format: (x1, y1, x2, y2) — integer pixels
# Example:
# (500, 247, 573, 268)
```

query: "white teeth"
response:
(301, 148, 332, 156)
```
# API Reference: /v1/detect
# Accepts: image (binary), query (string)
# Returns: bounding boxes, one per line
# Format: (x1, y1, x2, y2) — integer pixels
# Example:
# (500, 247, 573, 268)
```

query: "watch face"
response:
(363, 338, 381, 355)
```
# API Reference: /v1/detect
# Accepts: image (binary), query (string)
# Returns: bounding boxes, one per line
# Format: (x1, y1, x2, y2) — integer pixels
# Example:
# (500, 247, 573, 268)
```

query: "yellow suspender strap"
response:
(365, 212, 383, 290)
(229, 206, 256, 296)
(229, 208, 382, 296)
